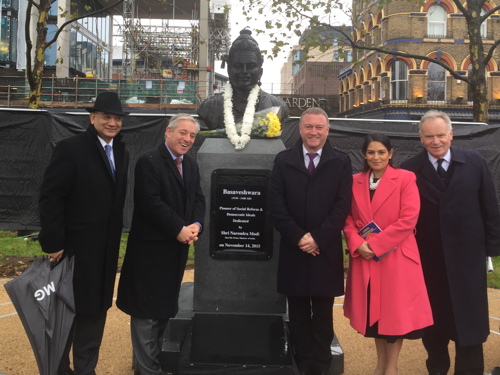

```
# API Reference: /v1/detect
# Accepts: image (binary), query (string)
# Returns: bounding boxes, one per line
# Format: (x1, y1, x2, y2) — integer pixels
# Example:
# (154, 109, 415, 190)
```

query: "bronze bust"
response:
(198, 29, 289, 131)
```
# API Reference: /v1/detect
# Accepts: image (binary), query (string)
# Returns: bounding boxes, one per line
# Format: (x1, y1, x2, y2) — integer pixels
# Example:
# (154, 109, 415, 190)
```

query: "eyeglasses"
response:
(96, 112, 122, 123)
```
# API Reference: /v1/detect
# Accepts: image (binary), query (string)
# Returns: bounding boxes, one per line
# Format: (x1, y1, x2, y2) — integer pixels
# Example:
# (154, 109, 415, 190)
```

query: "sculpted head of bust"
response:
(226, 29, 264, 92)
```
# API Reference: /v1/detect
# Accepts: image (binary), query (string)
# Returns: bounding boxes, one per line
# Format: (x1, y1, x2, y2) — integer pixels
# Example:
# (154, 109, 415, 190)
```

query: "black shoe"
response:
(58, 371, 75, 375)
(492, 367, 500, 375)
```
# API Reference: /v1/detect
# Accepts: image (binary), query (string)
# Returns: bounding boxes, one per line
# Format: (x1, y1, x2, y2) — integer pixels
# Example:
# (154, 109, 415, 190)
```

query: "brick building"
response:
(338, 0, 500, 121)
(281, 27, 352, 96)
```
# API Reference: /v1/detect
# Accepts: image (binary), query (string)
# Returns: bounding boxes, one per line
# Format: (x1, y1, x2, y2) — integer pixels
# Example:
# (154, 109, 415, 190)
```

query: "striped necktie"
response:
(175, 157, 183, 177)
(104, 144, 115, 180)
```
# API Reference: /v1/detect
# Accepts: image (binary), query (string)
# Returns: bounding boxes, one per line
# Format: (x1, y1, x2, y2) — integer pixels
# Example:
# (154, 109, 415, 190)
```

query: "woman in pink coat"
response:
(344, 133, 433, 375)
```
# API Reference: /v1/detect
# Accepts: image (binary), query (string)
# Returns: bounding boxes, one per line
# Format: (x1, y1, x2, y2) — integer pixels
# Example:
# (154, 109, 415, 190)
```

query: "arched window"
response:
(391, 60, 408, 101)
(428, 63, 446, 101)
(428, 5, 447, 37)
(480, 8, 487, 38)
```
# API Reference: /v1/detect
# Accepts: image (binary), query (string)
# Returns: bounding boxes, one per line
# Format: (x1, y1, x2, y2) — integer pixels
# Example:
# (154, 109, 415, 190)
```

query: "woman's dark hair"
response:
(362, 133, 395, 172)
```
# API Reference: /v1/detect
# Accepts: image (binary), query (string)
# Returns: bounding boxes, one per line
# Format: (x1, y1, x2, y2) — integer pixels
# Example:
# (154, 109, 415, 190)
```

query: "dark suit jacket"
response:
(270, 139, 352, 297)
(401, 147, 500, 346)
(39, 125, 129, 315)
(117, 143, 205, 319)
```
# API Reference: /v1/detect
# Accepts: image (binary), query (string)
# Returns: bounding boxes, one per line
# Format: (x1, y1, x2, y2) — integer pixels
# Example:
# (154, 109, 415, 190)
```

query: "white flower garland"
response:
(223, 82, 260, 150)
(369, 171, 381, 190)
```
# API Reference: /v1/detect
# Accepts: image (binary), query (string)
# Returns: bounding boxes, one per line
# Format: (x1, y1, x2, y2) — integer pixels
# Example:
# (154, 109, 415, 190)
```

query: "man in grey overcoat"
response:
(401, 110, 500, 375)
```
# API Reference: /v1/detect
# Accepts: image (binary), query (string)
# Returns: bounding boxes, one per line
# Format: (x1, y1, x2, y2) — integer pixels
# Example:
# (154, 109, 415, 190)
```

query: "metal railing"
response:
(339, 97, 500, 117)
(0, 76, 210, 108)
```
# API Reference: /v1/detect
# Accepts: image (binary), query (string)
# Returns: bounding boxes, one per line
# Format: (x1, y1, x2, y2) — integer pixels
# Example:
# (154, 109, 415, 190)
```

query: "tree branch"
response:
(310, 21, 471, 84)
(46, 0, 124, 49)
(30, 0, 40, 11)
(481, 4, 500, 22)
(484, 40, 500, 66)
(26, 0, 34, 88)
(452, 0, 470, 20)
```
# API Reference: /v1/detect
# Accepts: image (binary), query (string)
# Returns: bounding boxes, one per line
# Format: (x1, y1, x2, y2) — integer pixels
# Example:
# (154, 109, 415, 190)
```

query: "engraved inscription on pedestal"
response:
(210, 169, 273, 260)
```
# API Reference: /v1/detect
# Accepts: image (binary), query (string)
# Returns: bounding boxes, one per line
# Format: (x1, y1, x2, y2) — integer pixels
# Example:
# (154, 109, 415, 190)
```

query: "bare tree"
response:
(243, 0, 500, 122)
(26, 0, 124, 109)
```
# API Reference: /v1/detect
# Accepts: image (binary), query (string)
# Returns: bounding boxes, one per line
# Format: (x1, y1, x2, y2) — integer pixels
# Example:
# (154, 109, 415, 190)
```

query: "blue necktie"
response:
(104, 144, 116, 180)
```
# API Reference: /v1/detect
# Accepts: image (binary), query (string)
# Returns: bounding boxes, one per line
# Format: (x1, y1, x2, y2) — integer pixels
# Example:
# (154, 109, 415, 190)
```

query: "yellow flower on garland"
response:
(252, 107, 282, 138)
(265, 112, 282, 138)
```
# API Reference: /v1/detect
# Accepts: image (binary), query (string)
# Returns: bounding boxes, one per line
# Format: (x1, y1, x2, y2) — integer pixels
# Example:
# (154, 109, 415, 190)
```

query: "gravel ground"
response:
(1, 271, 500, 374)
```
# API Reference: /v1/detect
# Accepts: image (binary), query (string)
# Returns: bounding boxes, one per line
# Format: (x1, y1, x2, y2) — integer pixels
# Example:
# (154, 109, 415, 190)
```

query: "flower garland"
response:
(223, 82, 260, 150)
(369, 171, 381, 190)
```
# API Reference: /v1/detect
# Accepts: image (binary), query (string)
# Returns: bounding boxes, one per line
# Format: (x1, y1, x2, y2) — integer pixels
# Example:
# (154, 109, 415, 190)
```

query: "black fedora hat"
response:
(86, 91, 129, 116)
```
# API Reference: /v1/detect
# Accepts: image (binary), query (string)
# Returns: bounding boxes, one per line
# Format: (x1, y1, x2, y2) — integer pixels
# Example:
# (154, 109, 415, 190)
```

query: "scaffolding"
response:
(118, 0, 230, 84)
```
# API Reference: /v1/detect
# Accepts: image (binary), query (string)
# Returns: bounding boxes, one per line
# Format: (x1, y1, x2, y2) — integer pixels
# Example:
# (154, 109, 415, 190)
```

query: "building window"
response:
(379, 76, 383, 100)
(44, 24, 58, 66)
(428, 5, 447, 37)
(390, 60, 408, 101)
(480, 8, 487, 38)
(427, 63, 446, 101)
(293, 50, 303, 75)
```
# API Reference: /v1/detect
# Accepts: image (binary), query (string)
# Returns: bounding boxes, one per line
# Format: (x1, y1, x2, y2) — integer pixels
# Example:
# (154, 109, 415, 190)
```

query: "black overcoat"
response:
(39, 125, 129, 315)
(401, 147, 500, 346)
(117, 143, 205, 319)
(270, 139, 352, 297)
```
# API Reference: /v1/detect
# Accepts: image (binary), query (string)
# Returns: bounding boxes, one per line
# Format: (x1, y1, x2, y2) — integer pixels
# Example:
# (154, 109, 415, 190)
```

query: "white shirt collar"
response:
(428, 149, 451, 167)
(98, 136, 113, 148)
(302, 145, 323, 159)
(165, 143, 183, 161)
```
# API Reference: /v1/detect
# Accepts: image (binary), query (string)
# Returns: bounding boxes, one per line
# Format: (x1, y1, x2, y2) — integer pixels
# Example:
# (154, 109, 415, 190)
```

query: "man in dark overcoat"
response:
(117, 113, 205, 375)
(270, 107, 352, 375)
(401, 110, 500, 375)
(38, 91, 129, 375)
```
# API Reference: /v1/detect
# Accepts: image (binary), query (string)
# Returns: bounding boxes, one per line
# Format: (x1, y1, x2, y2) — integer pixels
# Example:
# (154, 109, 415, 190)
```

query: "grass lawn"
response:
(1, 230, 499, 288)
(0, 231, 195, 276)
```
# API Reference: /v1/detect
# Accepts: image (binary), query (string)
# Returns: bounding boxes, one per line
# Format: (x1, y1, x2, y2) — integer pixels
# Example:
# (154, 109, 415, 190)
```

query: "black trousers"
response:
(422, 325, 484, 375)
(58, 311, 107, 375)
(287, 296, 334, 373)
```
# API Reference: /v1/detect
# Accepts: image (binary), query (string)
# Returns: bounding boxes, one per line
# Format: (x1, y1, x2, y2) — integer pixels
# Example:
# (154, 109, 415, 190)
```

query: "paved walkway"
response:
(1, 272, 500, 374)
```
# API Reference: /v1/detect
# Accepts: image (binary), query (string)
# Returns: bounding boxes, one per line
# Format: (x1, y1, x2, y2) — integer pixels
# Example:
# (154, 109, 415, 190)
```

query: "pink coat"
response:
(343, 166, 433, 336)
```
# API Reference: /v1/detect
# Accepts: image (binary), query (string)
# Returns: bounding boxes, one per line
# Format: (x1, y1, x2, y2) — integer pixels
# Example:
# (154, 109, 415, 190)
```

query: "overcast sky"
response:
(220, 0, 351, 93)
(112, 0, 350, 93)
(213, 1, 294, 93)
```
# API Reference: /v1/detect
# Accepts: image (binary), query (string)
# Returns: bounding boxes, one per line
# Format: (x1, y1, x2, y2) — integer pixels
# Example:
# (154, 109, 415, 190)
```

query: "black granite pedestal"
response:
(160, 138, 344, 375)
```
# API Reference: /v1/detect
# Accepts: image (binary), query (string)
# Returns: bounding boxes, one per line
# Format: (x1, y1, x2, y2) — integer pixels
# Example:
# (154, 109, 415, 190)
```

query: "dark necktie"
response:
(104, 144, 115, 180)
(307, 153, 318, 175)
(175, 157, 183, 177)
(437, 159, 446, 180)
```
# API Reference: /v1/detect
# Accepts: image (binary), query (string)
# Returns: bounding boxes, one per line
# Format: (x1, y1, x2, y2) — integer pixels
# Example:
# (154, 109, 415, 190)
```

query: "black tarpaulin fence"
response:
(1, 108, 499, 230)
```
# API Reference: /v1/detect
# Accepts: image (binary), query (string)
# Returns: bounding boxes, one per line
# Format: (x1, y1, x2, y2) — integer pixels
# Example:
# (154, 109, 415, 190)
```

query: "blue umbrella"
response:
(5, 256, 75, 375)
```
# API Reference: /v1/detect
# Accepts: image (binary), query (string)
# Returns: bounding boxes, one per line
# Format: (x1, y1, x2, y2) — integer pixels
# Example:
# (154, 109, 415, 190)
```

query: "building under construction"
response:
(0, 0, 231, 106)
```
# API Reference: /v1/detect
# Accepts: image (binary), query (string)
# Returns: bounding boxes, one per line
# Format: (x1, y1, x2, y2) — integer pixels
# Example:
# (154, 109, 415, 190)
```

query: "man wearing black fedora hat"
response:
(39, 91, 129, 375)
